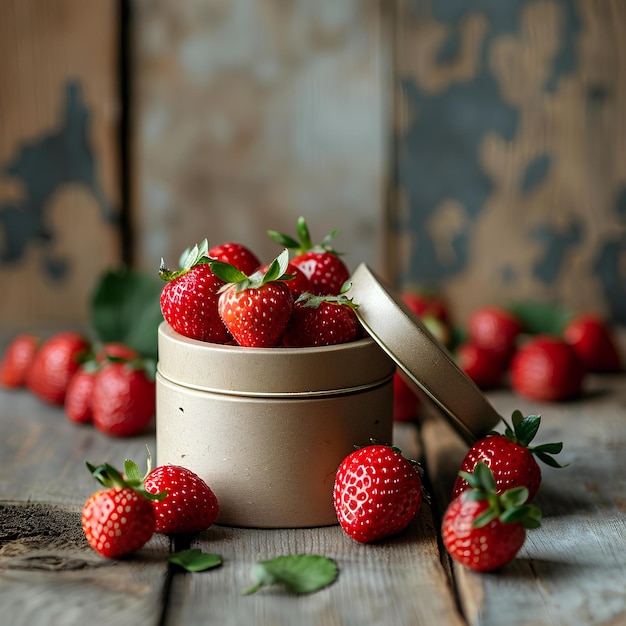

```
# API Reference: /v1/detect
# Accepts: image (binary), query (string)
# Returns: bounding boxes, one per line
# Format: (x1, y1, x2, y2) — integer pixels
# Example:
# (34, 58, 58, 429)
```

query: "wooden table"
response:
(1, 368, 626, 625)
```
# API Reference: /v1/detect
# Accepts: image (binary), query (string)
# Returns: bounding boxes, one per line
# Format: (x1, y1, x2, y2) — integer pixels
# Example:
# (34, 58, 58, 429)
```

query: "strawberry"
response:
(452, 410, 565, 502)
(26, 331, 90, 405)
(393, 371, 421, 422)
(211, 249, 294, 347)
(401, 289, 450, 324)
(509, 335, 585, 401)
(159, 240, 231, 343)
(563, 313, 622, 372)
(281, 288, 361, 347)
(208, 241, 261, 276)
(467, 306, 522, 362)
(258, 261, 311, 297)
(456, 341, 507, 390)
(144, 464, 220, 534)
(65, 343, 140, 425)
(91, 360, 156, 437)
(268, 216, 350, 295)
(82, 459, 165, 558)
(0, 333, 39, 388)
(333, 442, 423, 544)
(442, 462, 542, 572)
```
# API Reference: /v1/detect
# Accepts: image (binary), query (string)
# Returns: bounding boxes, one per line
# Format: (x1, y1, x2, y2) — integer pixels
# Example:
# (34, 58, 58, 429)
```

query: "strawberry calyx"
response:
(268, 216, 344, 256)
(159, 239, 212, 282)
(86, 455, 167, 502)
(295, 281, 358, 310)
(212, 249, 294, 293)
(459, 462, 542, 529)
(494, 410, 566, 469)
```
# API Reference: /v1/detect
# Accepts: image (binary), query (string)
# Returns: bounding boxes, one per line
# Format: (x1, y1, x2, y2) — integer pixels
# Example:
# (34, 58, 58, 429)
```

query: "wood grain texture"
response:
(131, 0, 393, 281)
(394, 0, 626, 325)
(0, 0, 121, 327)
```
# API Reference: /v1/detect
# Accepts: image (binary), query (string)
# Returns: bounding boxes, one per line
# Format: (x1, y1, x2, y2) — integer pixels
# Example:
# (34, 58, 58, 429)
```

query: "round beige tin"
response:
(156, 323, 395, 528)
(156, 263, 501, 528)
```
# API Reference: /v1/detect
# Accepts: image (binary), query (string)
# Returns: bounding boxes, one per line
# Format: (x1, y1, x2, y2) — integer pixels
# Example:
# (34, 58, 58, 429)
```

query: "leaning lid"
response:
(347, 263, 502, 442)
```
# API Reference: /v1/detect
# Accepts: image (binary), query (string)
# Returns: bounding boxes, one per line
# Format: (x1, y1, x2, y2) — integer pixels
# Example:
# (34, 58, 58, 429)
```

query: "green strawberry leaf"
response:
(507, 300, 573, 336)
(514, 414, 541, 446)
(169, 549, 222, 572)
(90, 268, 163, 360)
(242, 554, 338, 595)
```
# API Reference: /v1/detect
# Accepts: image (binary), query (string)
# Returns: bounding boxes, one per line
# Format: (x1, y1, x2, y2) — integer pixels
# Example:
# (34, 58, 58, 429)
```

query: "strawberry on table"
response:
(456, 341, 508, 390)
(268, 216, 350, 295)
(91, 359, 156, 437)
(211, 249, 294, 348)
(442, 462, 542, 572)
(452, 410, 565, 503)
(159, 239, 231, 343)
(563, 313, 622, 373)
(281, 287, 361, 348)
(509, 335, 585, 402)
(65, 343, 140, 425)
(467, 305, 523, 363)
(82, 459, 166, 559)
(0, 333, 39, 388)
(208, 241, 261, 276)
(333, 442, 423, 544)
(26, 331, 90, 405)
(144, 464, 220, 534)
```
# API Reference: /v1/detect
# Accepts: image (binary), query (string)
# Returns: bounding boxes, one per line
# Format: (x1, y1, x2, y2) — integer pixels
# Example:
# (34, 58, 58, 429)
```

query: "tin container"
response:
(156, 263, 501, 528)
(156, 322, 395, 528)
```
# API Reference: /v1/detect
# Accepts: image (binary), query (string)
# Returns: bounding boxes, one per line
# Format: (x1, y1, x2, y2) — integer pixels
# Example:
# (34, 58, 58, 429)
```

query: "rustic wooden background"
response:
(2, 0, 625, 330)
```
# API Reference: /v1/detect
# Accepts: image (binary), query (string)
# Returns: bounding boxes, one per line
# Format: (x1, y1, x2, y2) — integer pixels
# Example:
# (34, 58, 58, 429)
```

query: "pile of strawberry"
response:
(159, 217, 362, 349)
(0, 332, 156, 437)
(456, 305, 622, 400)
(391, 289, 623, 415)
(82, 454, 219, 558)
(333, 409, 562, 572)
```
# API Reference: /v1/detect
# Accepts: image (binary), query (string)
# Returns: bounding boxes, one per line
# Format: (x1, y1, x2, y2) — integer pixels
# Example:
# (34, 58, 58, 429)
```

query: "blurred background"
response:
(2, 0, 625, 332)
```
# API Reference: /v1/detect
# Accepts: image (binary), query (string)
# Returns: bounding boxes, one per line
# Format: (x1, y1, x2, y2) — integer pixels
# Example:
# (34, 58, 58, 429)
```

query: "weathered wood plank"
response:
(421, 374, 626, 626)
(0, 0, 122, 328)
(131, 0, 393, 281)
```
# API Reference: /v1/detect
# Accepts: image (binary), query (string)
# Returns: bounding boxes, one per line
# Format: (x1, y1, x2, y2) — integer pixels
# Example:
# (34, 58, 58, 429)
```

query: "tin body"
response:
(156, 322, 395, 528)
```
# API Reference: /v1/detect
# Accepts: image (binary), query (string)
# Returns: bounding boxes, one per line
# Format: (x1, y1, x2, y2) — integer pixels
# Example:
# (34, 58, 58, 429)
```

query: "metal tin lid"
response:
(347, 263, 502, 441)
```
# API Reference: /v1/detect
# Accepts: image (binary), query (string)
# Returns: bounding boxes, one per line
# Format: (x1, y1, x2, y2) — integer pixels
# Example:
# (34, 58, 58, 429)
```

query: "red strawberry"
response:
(259, 261, 311, 297)
(333, 442, 422, 544)
(268, 216, 350, 295)
(452, 411, 565, 502)
(91, 360, 156, 437)
(209, 241, 261, 276)
(0, 333, 39, 388)
(212, 249, 294, 348)
(144, 464, 220, 534)
(442, 462, 541, 572)
(467, 306, 522, 362)
(393, 372, 421, 422)
(65, 343, 140, 425)
(509, 335, 585, 401)
(82, 459, 165, 558)
(401, 289, 450, 324)
(456, 341, 507, 390)
(563, 313, 622, 372)
(281, 289, 361, 347)
(159, 240, 231, 343)
(26, 331, 90, 405)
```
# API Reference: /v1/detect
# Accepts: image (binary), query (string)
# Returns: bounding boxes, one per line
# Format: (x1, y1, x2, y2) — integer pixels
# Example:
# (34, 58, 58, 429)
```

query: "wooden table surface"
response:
(1, 367, 626, 625)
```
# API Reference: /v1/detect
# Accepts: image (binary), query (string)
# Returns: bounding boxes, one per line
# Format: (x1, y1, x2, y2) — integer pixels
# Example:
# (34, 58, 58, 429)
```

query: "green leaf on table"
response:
(90, 268, 163, 360)
(507, 300, 573, 336)
(242, 554, 338, 595)
(169, 549, 222, 572)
